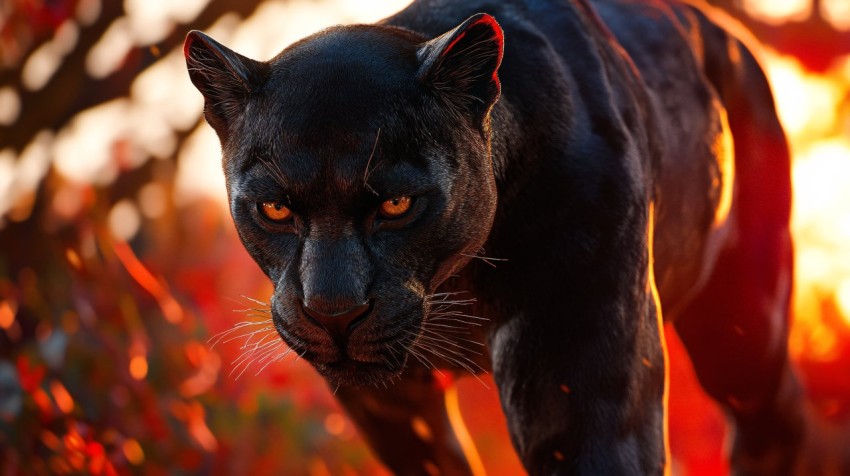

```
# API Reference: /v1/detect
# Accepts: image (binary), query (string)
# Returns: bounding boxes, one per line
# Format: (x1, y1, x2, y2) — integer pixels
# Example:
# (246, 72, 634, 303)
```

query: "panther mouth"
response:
(280, 329, 412, 387)
(268, 299, 424, 384)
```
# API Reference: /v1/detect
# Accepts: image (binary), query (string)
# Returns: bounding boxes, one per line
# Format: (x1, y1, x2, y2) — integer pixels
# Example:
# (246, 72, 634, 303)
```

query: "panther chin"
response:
(314, 358, 405, 388)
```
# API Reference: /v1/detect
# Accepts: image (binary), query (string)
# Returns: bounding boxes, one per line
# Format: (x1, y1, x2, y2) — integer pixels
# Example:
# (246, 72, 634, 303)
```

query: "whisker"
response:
(404, 325, 488, 379)
(421, 327, 485, 347)
(231, 333, 278, 359)
(208, 322, 272, 348)
(423, 327, 473, 336)
(220, 324, 273, 341)
(215, 328, 275, 352)
(425, 291, 469, 299)
(258, 155, 291, 191)
(238, 295, 271, 307)
(363, 128, 382, 196)
(236, 328, 278, 349)
(240, 313, 273, 320)
(415, 341, 489, 389)
(460, 251, 508, 269)
(233, 347, 275, 376)
(230, 338, 281, 372)
(403, 331, 460, 374)
(384, 342, 404, 368)
(426, 296, 476, 303)
(427, 298, 477, 308)
(233, 342, 284, 380)
(417, 333, 484, 356)
(429, 296, 476, 302)
(255, 348, 293, 376)
(428, 316, 485, 326)
(424, 321, 483, 330)
(429, 311, 489, 321)
(416, 335, 486, 365)
(232, 308, 271, 315)
(406, 341, 438, 371)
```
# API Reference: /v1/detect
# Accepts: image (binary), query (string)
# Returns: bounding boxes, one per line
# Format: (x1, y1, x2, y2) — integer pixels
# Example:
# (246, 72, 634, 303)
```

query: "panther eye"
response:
(258, 201, 292, 222)
(379, 196, 412, 218)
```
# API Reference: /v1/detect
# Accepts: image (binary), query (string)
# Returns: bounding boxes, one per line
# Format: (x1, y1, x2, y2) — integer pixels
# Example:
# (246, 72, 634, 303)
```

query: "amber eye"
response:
(379, 196, 412, 218)
(259, 201, 292, 222)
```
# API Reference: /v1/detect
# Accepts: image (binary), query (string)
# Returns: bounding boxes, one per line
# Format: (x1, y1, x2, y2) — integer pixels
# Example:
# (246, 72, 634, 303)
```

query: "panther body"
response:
(185, 1, 807, 474)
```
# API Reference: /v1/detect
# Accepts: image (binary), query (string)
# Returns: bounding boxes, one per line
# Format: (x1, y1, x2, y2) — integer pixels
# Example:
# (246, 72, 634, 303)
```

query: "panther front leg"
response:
(489, 286, 668, 475)
(333, 367, 475, 476)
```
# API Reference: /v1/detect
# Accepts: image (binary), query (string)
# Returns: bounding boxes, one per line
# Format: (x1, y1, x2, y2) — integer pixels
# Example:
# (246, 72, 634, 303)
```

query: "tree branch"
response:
(0, 0, 263, 153)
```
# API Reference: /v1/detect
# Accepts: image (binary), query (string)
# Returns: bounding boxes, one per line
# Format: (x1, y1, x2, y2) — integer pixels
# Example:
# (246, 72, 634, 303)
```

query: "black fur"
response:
(185, 1, 806, 474)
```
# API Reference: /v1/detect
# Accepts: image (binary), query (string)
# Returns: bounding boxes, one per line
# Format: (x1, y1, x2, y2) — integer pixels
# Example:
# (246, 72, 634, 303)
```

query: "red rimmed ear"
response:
(184, 31, 268, 137)
(417, 13, 505, 125)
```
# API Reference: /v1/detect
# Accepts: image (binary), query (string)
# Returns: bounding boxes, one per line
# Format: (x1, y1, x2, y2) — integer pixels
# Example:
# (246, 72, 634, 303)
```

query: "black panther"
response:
(182, 0, 817, 474)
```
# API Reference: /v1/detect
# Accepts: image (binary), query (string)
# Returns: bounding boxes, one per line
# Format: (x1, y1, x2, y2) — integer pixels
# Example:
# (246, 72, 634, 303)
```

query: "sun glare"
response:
(761, 49, 850, 361)
(743, 0, 812, 25)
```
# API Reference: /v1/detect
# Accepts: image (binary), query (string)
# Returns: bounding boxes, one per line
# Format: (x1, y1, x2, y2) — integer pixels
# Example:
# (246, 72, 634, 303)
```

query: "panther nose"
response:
(301, 300, 372, 344)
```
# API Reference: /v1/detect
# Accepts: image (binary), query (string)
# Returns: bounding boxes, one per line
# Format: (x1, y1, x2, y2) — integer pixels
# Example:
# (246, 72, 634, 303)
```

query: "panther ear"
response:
(184, 31, 268, 136)
(417, 13, 504, 125)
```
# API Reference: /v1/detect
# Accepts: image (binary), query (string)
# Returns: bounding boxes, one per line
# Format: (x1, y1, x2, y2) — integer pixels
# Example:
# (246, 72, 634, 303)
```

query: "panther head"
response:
(184, 14, 504, 387)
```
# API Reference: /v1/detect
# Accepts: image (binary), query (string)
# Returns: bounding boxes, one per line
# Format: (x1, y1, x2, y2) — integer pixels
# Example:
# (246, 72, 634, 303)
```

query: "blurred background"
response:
(0, 0, 848, 474)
